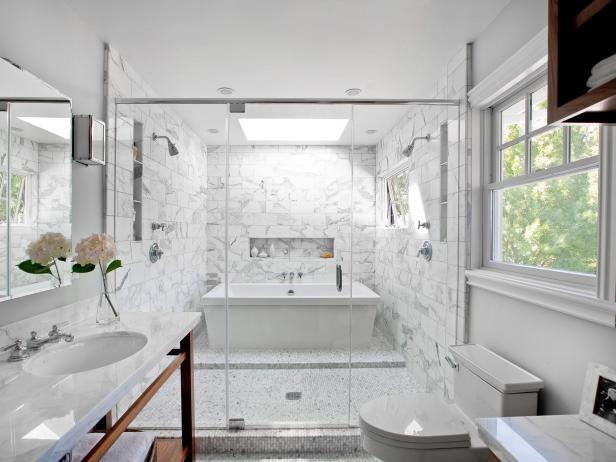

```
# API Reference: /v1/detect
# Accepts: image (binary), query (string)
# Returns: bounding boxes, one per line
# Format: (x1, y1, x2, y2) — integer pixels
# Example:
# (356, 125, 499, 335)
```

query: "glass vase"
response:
(97, 290, 120, 325)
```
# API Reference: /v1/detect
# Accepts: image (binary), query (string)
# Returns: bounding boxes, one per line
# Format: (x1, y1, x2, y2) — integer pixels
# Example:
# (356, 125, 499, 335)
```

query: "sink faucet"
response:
(2, 339, 30, 362)
(289, 272, 295, 283)
(27, 325, 74, 351)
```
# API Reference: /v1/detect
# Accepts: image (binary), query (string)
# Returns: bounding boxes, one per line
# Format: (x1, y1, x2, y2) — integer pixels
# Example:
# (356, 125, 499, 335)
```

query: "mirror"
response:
(0, 58, 73, 300)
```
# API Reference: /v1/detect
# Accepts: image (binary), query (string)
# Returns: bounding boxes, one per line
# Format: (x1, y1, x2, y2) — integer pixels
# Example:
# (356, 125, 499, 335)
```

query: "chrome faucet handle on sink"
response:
(2, 339, 30, 362)
(47, 324, 74, 343)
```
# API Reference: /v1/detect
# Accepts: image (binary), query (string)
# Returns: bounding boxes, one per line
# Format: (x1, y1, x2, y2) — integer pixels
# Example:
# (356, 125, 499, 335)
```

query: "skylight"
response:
(18, 117, 71, 140)
(238, 118, 348, 141)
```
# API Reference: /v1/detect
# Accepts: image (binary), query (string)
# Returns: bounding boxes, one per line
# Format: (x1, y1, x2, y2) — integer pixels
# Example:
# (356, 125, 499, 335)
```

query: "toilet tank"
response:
(448, 344, 544, 421)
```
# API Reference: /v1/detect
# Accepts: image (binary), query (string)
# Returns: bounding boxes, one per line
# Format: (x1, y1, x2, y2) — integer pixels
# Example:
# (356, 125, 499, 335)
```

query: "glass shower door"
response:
(224, 103, 354, 427)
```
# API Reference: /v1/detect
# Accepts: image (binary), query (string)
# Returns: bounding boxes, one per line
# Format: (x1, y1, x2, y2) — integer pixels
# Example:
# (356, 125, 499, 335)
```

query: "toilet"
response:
(359, 344, 544, 462)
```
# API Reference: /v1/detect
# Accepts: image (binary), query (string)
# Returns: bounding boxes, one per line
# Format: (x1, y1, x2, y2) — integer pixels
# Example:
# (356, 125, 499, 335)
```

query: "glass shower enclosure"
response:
(111, 98, 460, 430)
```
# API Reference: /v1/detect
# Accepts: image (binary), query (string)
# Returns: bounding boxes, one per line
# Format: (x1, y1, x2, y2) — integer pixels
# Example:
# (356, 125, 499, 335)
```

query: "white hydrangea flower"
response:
(26, 232, 71, 265)
(74, 233, 117, 266)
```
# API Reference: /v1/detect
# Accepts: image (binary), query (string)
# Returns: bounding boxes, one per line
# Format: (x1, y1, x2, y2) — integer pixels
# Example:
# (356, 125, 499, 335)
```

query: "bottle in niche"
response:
(251, 244, 259, 258)
(258, 246, 268, 258)
(269, 242, 276, 258)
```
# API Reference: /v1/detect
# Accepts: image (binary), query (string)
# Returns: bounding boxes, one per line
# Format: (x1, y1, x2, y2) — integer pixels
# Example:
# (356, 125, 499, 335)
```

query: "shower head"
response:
(402, 133, 431, 158)
(152, 132, 179, 156)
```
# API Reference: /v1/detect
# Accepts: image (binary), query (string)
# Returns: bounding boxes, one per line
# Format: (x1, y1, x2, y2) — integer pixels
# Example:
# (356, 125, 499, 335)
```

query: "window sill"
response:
(466, 268, 616, 328)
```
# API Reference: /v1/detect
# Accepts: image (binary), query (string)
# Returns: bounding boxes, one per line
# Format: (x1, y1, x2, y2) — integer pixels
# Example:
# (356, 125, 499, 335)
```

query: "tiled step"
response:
(155, 429, 367, 455)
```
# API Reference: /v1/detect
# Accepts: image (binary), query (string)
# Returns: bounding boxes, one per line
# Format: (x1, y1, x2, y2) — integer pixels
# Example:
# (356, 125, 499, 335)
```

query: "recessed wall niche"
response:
(249, 237, 334, 260)
(132, 120, 143, 241)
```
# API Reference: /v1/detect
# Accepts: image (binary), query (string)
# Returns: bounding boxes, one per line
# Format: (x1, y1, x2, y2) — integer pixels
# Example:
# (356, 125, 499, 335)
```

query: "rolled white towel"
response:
(71, 432, 155, 462)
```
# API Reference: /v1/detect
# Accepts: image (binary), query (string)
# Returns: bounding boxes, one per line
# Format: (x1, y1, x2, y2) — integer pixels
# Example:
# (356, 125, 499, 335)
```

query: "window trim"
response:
(379, 159, 410, 229)
(482, 75, 600, 291)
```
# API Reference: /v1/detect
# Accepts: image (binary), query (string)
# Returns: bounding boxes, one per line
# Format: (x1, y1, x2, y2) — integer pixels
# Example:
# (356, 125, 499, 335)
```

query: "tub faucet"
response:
(274, 272, 287, 281)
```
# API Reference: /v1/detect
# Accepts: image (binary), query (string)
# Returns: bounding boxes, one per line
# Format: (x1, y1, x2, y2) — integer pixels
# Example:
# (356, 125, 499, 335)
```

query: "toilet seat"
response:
(359, 393, 471, 449)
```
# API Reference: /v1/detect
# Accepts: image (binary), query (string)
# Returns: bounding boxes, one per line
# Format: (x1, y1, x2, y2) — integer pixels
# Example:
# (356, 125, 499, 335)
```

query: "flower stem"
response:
(99, 262, 119, 318)
(52, 259, 62, 287)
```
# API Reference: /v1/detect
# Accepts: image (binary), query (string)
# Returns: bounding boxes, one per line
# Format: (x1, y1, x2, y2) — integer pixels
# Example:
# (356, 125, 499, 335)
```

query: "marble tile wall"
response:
(374, 45, 471, 398)
(205, 145, 376, 290)
(104, 46, 208, 314)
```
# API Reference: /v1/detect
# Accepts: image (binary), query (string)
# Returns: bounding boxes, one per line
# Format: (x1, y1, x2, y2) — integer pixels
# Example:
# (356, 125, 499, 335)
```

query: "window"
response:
(385, 168, 409, 228)
(487, 80, 600, 283)
(0, 172, 28, 224)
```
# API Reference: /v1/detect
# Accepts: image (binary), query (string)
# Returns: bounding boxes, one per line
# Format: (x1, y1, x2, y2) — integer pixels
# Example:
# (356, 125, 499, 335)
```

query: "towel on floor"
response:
(587, 53, 616, 89)
(71, 432, 155, 462)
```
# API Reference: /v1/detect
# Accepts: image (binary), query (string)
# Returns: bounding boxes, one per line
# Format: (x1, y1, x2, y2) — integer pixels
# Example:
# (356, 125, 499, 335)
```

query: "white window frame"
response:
(0, 170, 32, 226)
(379, 160, 410, 229)
(483, 75, 600, 292)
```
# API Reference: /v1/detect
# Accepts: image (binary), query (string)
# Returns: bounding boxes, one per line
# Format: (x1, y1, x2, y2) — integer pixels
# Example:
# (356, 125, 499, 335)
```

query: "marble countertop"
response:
(477, 414, 616, 462)
(0, 311, 200, 462)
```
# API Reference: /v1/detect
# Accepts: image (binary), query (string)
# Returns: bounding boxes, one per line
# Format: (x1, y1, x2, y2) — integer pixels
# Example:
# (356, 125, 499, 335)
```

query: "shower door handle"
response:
(336, 264, 342, 292)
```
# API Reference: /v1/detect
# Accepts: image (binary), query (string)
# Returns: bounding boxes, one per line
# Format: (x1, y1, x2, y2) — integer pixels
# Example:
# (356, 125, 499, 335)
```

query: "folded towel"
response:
(71, 432, 155, 462)
(587, 53, 616, 89)
(587, 71, 616, 89)
(591, 53, 616, 77)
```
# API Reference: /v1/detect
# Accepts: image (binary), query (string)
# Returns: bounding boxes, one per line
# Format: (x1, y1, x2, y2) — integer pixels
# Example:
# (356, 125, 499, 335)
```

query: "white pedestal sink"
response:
(25, 331, 148, 376)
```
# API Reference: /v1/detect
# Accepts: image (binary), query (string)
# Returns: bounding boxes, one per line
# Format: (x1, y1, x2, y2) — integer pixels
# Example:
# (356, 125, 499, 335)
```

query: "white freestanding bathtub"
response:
(203, 282, 380, 349)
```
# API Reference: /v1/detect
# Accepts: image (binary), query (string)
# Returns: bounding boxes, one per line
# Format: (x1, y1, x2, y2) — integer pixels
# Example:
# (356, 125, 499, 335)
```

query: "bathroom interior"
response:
(2, 1, 616, 461)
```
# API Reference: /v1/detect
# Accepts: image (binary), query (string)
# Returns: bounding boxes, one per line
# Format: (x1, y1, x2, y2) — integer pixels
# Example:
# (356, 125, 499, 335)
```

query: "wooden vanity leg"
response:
(180, 331, 195, 462)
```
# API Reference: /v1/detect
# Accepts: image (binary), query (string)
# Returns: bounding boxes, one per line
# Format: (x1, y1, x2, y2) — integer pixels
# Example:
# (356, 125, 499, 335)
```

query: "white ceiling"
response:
(67, 0, 510, 145)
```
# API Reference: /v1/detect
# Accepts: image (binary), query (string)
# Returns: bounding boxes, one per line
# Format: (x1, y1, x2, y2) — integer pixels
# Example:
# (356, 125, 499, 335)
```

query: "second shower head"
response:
(402, 133, 431, 158)
(152, 132, 179, 156)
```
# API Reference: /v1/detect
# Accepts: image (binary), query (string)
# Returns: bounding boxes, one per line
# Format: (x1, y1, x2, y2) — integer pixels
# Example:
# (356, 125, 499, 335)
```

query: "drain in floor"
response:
(286, 391, 302, 400)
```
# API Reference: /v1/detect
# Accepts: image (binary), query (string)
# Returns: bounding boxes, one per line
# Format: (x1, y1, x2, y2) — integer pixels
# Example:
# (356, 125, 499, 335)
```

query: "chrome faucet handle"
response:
(297, 271, 303, 279)
(26, 331, 45, 351)
(48, 324, 74, 343)
(2, 339, 30, 362)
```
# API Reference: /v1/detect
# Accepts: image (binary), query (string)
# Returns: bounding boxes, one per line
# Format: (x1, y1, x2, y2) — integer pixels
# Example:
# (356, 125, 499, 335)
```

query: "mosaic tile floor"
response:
(133, 366, 419, 428)
(197, 455, 377, 461)
(194, 331, 404, 369)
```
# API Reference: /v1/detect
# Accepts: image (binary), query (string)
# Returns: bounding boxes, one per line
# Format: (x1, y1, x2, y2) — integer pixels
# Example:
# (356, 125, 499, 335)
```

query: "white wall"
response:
(472, 0, 547, 85)
(0, 0, 105, 325)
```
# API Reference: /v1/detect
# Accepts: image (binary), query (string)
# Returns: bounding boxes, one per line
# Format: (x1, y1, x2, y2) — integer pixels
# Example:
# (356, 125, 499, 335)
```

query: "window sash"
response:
(485, 77, 601, 289)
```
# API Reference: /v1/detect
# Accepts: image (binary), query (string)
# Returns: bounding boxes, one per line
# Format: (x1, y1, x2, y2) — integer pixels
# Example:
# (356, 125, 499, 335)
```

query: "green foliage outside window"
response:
(0, 172, 26, 224)
(498, 125, 599, 274)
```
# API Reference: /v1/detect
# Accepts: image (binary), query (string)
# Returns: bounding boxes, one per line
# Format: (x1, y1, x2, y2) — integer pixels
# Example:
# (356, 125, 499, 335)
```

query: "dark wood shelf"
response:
(548, 0, 616, 124)
(574, 0, 614, 28)
(550, 78, 616, 123)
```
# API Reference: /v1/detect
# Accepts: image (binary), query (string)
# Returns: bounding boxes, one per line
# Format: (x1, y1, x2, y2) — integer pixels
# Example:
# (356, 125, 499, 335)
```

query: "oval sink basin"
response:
(25, 331, 148, 376)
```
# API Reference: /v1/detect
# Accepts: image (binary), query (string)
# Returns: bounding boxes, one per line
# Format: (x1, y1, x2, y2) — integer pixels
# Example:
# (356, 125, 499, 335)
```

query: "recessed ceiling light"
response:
(365, 129, 378, 134)
(217, 87, 234, 95)
(345, 88, 362, 96)
(18, 117, 70, 139)
(238, 118, 349, 142)
(207, 128, 219, 134)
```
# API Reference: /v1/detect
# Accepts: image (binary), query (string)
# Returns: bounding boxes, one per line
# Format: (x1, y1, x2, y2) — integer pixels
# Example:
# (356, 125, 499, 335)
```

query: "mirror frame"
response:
(0, 58, 74, 301)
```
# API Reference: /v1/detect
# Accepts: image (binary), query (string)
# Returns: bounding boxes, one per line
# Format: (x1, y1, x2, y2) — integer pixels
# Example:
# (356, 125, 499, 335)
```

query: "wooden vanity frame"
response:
(81, 331, 195, 462)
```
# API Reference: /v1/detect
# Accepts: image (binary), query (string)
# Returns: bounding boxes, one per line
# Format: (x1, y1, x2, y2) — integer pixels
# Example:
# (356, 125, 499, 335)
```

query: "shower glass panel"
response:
(349, 103, 462, 422)
(225, 103, 353, 427)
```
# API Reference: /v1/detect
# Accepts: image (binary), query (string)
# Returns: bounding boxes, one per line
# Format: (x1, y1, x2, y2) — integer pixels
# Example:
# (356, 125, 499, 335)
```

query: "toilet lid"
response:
(359, 394, 471, 446)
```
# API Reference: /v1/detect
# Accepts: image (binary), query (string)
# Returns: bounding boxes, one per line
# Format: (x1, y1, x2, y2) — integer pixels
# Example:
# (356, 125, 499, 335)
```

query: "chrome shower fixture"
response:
(152, 132, 179, 156)
(402, 133, 431, 158)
